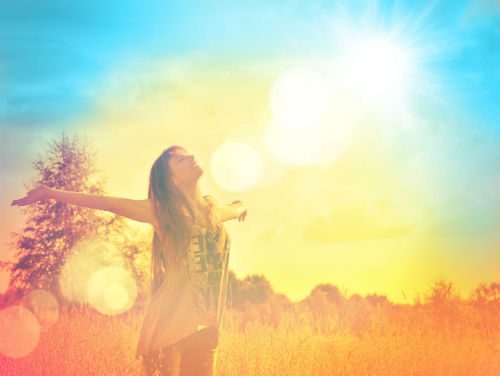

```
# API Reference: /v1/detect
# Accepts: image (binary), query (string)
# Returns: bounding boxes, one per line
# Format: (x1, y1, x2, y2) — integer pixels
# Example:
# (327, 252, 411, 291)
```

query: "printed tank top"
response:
(185, 219, 231, 325)
(134, 202, 232, 359)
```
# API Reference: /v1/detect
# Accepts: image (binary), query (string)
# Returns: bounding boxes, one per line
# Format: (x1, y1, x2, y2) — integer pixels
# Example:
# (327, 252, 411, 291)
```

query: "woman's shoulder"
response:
(203, 194, 218, 207)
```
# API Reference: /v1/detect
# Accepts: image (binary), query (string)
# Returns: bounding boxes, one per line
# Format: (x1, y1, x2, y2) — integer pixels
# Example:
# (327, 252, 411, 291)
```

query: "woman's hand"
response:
(231, 200, 247, 222)
(11, 183, 51, 207)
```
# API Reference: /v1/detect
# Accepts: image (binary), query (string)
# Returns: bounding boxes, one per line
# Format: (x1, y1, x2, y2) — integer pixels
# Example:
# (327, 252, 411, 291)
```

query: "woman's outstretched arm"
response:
(204, 195, 247, 223)
(11, 183, 158, 227)
(218, 200, 247, 222)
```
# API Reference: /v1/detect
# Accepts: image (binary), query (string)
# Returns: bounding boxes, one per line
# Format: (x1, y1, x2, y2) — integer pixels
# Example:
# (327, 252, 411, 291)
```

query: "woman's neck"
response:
(179, 184, 211, 226)
(178, 182, 203, 206)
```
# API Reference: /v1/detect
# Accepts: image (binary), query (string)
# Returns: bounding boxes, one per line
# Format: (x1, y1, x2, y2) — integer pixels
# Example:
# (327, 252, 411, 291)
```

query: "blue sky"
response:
(0, 0, 498, 130)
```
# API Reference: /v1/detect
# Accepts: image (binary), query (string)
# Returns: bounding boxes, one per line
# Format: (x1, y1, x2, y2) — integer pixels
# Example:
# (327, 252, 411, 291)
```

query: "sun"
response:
(339, 36, 413, 102)
(263, 0, 449, 167)
(320, 0, 450, 112)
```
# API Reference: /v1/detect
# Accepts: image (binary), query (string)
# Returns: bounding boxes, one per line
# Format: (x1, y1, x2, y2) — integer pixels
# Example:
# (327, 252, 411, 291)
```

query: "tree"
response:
(470, 282, 500, 306)
(308, 284, 345, 305)
(365, 293, 391, 307)
(227, 271, 275, 308)
(1, 132, 149, 309)
(424, 278, 461, 308)
(423, 278, 463, 329)
(299, 283, 346, 314)
(469, 281, 500, 334)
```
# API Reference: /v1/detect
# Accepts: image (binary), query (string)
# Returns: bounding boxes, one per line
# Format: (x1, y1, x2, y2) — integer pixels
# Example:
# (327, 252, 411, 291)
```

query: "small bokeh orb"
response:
(264, 113, 354, 168)
(21, 289, 59, 333)
(87, 266, 137, 315)
(59, 236, 124, 305)
(210, 142, 263, 192)
(103, 283, 129, 311)
(269, 67, 332, 129)
(264, 121, 324, 167)
(0, 305, 40, 358)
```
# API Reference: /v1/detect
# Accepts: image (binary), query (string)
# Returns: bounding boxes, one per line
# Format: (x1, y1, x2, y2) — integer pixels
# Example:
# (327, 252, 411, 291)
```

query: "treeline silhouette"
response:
(226, 274, 499, 338)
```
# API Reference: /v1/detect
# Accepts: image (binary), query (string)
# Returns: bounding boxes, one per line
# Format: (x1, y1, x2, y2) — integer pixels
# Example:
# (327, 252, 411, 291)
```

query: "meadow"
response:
(1, 286, 498, 376)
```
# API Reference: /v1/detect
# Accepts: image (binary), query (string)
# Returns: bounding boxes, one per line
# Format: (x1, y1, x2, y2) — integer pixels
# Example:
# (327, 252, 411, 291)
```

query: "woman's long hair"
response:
(148, 145, 222, 297)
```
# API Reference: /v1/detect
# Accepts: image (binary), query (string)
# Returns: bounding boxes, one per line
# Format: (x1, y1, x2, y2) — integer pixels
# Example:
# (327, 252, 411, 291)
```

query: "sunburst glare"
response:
(321, 0, 454, 115)
(336, 35, 413, 104)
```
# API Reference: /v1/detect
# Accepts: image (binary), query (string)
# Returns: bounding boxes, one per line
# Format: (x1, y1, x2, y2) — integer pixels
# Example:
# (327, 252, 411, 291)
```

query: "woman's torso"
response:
(136, 214, 231, 357)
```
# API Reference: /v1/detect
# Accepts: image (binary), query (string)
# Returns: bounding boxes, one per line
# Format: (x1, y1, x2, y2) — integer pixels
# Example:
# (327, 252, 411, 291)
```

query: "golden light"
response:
(21, 289, 59, 333)
(87, 266, 137, 315)
(0, 305, 40, 358)
(269, 67, 333, 129)
(264, 115, 354, 167)
(59, 236, 124, 304)
(210, 142, 263, 192)
(264, 121, 323, 166)
(336, 36, 413, 104)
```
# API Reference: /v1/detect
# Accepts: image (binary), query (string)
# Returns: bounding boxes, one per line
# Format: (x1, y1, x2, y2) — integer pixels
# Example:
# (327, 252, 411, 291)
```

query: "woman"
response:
(10, 145, 248, 376)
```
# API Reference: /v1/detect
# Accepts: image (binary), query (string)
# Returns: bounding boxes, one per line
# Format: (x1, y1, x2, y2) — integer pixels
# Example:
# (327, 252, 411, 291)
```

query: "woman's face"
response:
(167, 147, 203, 187)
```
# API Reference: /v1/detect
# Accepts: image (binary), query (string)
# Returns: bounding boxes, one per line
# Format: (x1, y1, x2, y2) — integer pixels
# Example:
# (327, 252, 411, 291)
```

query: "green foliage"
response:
(1, 132, 150, 309)
(227, 271, 276, 308)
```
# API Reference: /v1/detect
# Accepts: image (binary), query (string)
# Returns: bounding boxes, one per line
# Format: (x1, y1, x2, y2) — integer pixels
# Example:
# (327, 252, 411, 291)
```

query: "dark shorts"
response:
(141, 325, 219, 376)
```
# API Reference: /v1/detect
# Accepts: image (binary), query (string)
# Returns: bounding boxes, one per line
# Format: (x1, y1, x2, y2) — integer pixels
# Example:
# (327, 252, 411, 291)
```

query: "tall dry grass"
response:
(1, 295, 498, 376)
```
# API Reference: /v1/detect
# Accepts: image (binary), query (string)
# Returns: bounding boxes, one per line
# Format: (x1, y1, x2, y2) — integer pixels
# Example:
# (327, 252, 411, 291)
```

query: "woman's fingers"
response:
(11, 197, 27, 206)
(11, 184, 51, 207)
(238, 210, 247, 222)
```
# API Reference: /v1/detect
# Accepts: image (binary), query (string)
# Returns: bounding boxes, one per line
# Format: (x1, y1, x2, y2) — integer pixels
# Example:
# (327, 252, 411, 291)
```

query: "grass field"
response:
(1, 296, 498, 376)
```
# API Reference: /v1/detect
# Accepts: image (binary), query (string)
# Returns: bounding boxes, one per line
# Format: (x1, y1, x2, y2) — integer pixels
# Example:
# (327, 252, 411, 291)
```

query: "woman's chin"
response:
(194, 167, 204, 178)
